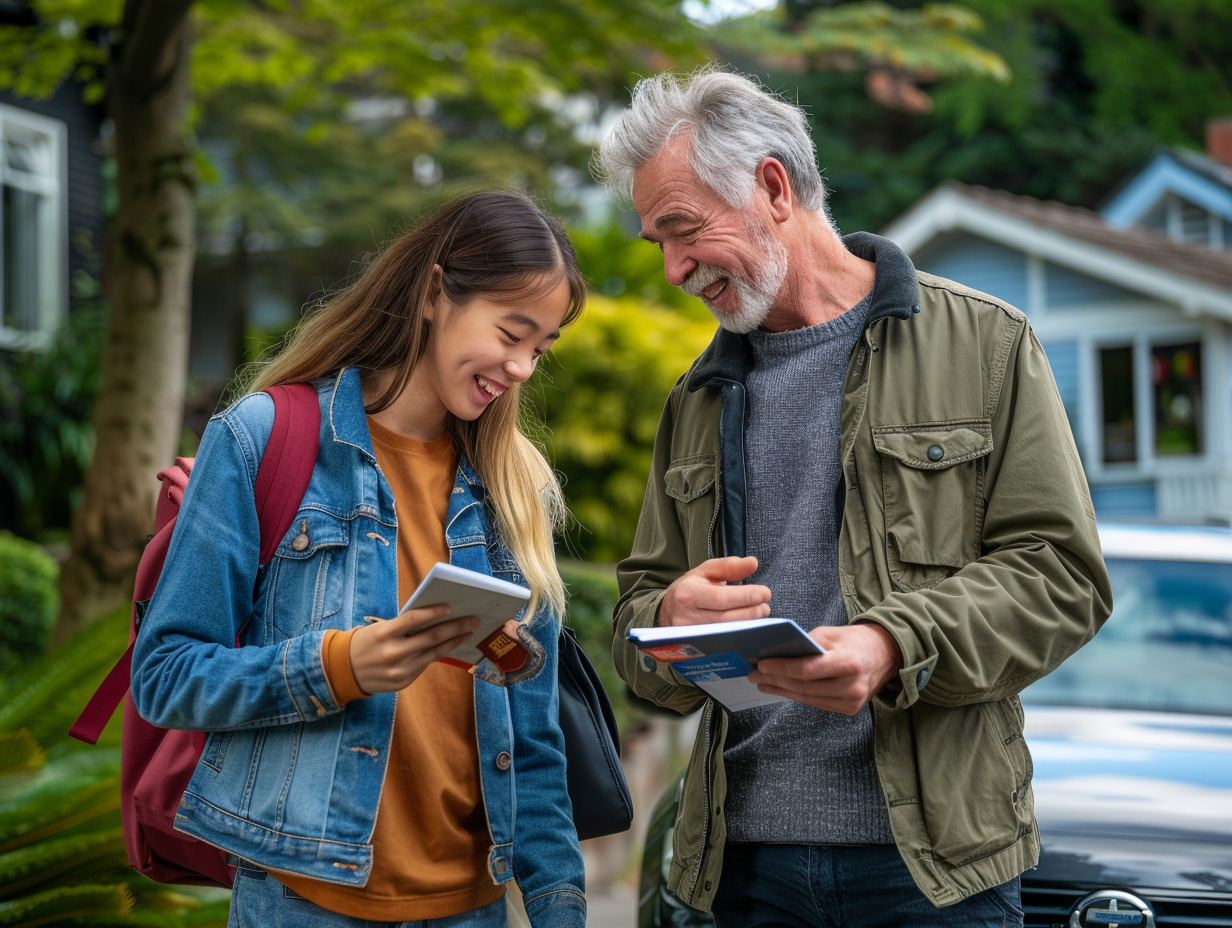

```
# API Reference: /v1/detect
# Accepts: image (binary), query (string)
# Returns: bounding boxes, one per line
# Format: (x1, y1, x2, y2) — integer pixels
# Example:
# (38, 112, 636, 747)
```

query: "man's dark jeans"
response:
(711, 844, 1023, 928)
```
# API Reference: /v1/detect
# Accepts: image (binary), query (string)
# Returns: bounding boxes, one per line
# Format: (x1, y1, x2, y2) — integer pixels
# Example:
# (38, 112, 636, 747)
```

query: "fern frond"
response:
(0, 828, 128, 899)
(0, 605, 129, 747)
(0, 779, 120, 853)
(0, 882, 134, 926)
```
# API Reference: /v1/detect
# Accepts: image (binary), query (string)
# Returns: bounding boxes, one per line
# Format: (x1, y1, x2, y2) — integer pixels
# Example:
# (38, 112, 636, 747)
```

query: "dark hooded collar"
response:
(687, 231, 920, 391)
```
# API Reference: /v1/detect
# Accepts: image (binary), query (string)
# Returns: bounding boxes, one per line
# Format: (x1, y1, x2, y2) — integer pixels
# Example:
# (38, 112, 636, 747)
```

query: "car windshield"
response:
(1022, 556, 1232, 715)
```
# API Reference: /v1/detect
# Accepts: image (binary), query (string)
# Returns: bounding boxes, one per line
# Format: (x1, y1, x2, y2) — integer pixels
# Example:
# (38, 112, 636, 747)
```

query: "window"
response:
(1152, 342, 1203, 456)
(0, 105, 65, 348)
(1097, 339, 1205, 466)
(1100, 345, 1136, 464)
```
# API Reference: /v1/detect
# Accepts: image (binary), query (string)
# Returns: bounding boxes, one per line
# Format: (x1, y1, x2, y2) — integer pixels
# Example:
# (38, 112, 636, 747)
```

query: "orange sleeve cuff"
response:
(322, 628, 368, 705)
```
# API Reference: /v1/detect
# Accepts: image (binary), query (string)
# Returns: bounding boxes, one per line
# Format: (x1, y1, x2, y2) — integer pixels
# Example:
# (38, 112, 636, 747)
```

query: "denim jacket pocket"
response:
(265, 508, 351, 638)
(664, 455, 719, 566)
(872, 420, 992, 591)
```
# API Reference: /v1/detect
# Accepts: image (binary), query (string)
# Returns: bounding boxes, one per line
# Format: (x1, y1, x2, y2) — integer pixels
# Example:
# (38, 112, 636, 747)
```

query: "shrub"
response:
(0, 305, 106, 540)
(537, 294, 715, 562)
(0, 531, 58, 669)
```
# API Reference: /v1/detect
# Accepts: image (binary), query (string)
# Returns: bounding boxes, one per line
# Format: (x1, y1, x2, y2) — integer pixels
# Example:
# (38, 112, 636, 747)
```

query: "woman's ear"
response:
(424, 264, 444, 322)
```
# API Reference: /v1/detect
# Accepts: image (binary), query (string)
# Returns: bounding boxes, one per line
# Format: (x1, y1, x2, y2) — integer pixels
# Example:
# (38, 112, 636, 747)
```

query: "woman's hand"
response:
(348, 604, 480, 694)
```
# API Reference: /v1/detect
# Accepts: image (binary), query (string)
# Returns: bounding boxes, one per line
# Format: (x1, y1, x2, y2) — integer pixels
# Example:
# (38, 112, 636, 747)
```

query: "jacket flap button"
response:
(927, 444, 944, 462)
(292, 520, 309, 551)
(916, 669, 930, 690)
(495, 751, 512, 771)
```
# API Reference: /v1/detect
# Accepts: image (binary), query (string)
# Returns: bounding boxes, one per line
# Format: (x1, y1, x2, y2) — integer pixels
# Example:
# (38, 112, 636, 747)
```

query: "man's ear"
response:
(757, 157, 794, 223)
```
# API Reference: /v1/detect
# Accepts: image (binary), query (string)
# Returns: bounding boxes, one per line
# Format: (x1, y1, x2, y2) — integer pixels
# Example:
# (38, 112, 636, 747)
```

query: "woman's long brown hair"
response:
(241, 190, 586, 618)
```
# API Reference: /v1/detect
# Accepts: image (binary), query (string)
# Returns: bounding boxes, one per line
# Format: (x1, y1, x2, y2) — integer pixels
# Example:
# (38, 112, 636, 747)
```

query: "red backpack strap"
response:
(254, 382, 320, 564)
(68, 383, 321, 744)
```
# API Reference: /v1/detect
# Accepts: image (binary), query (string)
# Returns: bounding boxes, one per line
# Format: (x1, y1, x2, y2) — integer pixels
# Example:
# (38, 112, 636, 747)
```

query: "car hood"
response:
(1024, 705, 1232, 892)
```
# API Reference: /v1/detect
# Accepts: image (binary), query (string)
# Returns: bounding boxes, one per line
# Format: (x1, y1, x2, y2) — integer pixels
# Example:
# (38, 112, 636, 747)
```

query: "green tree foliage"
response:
(536, 292, 717, 563)
(745, 0, 1232, 234)
(0, 608, 231, 926)
(714, 1, 1009, 85)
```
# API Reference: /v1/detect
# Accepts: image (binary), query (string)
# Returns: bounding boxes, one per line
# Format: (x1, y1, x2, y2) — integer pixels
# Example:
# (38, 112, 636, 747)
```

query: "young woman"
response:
(130, 191, 588, 928)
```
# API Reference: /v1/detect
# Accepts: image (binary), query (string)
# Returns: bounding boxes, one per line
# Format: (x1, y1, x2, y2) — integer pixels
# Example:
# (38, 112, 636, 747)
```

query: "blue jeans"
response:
(711, 844, 1023, 928)
(226, 866, 510, 928)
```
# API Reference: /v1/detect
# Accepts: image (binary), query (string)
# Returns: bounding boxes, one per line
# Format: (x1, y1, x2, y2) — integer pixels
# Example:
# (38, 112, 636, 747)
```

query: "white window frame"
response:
(1078, 322, 1224, 483)
(0, 104, 67, 349)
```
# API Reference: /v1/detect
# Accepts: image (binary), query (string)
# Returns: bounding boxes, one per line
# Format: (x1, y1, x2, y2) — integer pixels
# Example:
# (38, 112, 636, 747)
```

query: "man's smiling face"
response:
(632, 136, 787, 334)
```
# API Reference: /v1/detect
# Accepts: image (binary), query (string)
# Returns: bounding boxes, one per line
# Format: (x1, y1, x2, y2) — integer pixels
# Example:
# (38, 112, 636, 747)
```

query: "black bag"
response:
(557, 626, 633, 840)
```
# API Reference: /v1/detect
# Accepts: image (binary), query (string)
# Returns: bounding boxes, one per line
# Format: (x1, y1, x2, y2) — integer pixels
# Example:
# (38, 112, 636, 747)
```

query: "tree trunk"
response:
(54, 0, 198, 643)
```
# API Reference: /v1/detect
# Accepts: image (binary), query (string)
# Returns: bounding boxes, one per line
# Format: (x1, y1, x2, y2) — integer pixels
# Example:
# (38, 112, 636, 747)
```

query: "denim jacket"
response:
(131, 368, 586, 927)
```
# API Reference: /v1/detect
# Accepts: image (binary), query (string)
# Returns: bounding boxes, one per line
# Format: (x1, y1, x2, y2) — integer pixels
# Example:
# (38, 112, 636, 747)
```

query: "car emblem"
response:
(1069, 890, 1156, 927)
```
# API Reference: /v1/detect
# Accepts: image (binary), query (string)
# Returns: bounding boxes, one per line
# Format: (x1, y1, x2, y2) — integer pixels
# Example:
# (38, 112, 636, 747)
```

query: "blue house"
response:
(883, 121, 1232, 524)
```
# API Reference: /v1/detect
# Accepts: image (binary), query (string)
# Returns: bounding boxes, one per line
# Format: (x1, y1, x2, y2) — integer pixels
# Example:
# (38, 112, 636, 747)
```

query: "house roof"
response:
(1100, 147, 1232, 228)
(1167, 145, 1232, 192)
(954, 182, 1232, 292)
(883, 181, 1232, 321)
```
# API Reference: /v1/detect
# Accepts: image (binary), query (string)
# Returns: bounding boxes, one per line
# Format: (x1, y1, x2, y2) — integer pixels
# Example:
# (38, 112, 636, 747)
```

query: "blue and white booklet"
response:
(627, 618, 825, 711)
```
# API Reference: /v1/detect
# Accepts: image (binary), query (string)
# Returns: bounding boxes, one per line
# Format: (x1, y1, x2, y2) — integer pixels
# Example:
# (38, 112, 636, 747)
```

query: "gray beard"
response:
(683, 225, 787, 334)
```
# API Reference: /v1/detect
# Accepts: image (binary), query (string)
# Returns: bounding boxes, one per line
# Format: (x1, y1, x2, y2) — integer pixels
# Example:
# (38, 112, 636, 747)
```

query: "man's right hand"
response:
(656, 556, 772, 627)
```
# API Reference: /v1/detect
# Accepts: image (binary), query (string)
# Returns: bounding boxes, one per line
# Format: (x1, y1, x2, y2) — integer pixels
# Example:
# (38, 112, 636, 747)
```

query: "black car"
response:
(638, 523, 1232, 928)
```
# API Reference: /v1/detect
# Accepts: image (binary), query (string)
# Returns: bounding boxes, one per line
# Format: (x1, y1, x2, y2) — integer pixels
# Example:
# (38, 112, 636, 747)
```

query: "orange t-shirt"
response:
(275, 418, 503, 919)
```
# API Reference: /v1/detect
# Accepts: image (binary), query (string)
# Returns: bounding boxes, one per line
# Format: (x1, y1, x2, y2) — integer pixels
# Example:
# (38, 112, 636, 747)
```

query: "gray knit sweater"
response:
(723, 292, 895, 845)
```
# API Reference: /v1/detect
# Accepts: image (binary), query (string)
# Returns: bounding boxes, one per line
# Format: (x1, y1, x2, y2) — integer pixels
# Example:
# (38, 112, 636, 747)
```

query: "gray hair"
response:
(592, 67, 827, 214)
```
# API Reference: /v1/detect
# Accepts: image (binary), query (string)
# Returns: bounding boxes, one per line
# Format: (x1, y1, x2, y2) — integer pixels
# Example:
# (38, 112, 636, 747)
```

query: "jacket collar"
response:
(325, 366, 485, 490)
(687, 232, 920, 391)
(326, 367, 376, 458)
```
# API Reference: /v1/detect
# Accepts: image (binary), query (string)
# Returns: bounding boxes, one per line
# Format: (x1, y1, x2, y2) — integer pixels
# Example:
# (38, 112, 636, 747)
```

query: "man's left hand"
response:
(747, 622, 902, 715)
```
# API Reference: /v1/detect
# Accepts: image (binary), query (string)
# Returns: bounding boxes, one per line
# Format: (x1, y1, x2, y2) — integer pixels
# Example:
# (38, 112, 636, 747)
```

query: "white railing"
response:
(1156, 470, 1232, 522)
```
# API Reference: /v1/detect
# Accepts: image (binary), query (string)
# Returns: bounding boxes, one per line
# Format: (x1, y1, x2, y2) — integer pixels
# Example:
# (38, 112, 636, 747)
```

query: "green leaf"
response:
(0, 734, 44, 782)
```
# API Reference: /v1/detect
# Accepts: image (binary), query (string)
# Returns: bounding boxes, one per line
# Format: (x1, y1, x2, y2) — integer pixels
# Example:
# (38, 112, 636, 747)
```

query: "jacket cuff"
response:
(523, 888, 586, 928)
(889, 655, 937, 708)
(859, 616, 936, 710)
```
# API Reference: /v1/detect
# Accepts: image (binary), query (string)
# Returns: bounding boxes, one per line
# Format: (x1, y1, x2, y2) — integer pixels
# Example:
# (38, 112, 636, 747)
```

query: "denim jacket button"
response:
(495, 751, 512, 771)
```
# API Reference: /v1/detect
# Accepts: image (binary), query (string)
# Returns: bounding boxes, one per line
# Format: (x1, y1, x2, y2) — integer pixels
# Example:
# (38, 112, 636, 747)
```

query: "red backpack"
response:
(69, 382, 320, 887)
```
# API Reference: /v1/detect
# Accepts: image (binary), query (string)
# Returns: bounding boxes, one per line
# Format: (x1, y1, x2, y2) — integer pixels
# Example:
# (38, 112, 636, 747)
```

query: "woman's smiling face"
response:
(413, 272, 570, 429)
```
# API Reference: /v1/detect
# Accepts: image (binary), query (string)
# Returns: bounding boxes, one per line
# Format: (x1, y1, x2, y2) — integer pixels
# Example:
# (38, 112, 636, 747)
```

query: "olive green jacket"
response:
(612, 232, 1112, 911)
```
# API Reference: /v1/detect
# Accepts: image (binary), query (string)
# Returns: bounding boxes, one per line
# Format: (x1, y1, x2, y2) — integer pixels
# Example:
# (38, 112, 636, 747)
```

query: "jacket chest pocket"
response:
(664, 455, 719, 566)
(265, 509, 352, 638)
(872, 421, 991, 591)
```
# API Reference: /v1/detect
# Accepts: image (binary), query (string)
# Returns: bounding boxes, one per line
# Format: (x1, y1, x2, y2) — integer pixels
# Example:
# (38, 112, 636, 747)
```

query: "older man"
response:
(595, 68, 1111, 928)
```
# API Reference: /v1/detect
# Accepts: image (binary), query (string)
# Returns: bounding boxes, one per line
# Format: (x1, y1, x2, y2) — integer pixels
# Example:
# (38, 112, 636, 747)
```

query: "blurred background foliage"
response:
(538, 294, 717, 563)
